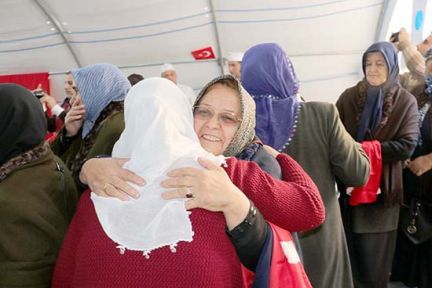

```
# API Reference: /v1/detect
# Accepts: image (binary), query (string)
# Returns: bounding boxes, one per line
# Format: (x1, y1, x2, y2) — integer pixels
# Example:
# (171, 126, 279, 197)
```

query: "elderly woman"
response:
(391, 49, 432, 288)
(51, 63, 130, 189)
(336, 41, 419, 288)
(52, 76, 323, 287)
(240, 43, 370, 288)
(0, 84, 78, 287)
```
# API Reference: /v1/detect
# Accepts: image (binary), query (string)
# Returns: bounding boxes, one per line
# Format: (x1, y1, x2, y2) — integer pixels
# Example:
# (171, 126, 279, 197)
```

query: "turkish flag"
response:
(191, 46, 215, 60)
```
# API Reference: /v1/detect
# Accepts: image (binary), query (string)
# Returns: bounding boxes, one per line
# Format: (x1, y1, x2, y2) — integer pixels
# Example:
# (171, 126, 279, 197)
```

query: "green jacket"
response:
(0, 151, 78, 288)
(51, 110, 125, 189)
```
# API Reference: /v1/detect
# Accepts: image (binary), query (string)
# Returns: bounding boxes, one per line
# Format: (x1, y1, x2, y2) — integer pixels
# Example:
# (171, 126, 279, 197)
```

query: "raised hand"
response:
(64, 95, 85, 137)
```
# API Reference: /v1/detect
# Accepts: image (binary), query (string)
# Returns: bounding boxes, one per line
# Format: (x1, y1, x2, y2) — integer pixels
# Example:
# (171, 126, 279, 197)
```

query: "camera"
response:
(33, 90, 44, 99)
(390, 32, 399, 43)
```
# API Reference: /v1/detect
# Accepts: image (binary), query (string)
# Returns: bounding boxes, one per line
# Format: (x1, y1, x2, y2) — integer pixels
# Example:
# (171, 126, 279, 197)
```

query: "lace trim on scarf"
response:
(0, 142, 50, 181)
(355, 80, 398, 131)
(279, 103, 303, 151)
(70, 101, 124, 178)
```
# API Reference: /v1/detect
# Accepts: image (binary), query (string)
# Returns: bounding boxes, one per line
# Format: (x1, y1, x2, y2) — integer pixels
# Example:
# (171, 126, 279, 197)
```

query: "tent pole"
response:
(33, 0, 82, 68)
(208, 0, 224, 74)
(374, 0, 397, 42)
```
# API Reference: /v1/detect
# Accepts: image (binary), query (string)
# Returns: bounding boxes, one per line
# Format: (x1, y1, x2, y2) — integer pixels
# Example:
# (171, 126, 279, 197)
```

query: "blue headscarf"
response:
(356, 41, 399, 141)
(71, 63, 130, 138)
(241, 43, 300, 150)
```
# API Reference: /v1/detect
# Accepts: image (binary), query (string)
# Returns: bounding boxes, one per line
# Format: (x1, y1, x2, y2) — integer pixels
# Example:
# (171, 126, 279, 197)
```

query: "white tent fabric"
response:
(0, 0, 428, 103)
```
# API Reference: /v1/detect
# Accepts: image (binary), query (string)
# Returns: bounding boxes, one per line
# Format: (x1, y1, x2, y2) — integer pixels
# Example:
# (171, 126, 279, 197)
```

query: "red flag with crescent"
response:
(191, 46, 215, 60)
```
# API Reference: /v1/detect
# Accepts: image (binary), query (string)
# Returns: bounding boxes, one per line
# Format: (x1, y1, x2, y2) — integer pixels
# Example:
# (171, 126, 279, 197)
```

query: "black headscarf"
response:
(357, 41, 400, 141)
(0, 83, 47, 165)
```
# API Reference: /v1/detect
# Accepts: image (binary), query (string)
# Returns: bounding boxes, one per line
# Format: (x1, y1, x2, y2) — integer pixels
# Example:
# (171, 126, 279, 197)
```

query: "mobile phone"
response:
(390, 32, 399, 43)
(33, 90, 44, 99)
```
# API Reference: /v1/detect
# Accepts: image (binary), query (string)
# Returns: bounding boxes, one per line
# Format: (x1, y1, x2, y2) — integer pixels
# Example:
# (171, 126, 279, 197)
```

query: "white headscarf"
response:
(91, 77, 225, 256)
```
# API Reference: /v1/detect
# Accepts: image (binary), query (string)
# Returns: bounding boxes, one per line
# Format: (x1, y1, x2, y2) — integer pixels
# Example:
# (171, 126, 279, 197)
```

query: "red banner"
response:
(0, 72, 50, 93)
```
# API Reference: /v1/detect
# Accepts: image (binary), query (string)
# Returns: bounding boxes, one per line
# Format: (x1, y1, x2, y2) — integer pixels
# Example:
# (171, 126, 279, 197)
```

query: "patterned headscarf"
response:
(194, 75, 256, 157)
(0, 84, 47, 165)
(356, 41, 400, 141)
(425, 48, 432, 96)
(71, 63, 131, 138)
(241, 43, 300, 150)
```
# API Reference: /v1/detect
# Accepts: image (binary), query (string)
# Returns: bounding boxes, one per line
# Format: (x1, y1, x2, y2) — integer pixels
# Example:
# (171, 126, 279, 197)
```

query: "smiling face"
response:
(365, 52, 388, 87)
(193, 84, 241, 155)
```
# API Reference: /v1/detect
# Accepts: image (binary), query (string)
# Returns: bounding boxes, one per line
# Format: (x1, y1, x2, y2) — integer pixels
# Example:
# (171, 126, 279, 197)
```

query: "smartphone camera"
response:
(33, 90, 44, 99)
(390, 32, 400, 43)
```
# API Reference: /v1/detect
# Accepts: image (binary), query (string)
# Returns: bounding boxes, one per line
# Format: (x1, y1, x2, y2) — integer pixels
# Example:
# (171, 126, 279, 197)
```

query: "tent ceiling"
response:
(0, 0, 385, 102)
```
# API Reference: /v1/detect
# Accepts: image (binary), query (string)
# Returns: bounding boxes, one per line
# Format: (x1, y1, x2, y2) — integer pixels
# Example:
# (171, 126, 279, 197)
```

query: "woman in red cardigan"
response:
(52, 76, 324, 288)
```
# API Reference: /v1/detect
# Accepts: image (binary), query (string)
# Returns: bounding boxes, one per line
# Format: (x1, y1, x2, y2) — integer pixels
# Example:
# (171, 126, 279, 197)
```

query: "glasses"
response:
(193, 105, 242, 126)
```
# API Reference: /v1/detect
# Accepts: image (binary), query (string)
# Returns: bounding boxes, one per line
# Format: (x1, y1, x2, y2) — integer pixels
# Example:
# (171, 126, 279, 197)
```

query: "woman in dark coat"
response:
(0, 84, 78, 288)
(391, 49, 432, 288)
(336, 41, 419, 288)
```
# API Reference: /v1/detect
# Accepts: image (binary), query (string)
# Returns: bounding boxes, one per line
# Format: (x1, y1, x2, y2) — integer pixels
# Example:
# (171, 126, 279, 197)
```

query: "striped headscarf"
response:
(425, 48, 432, 96)
(194, 75, 256, 157)
(71, 63, 131, 138)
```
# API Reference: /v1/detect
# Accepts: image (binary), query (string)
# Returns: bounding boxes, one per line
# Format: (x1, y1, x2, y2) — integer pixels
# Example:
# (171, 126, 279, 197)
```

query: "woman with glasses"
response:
(52, 76, 323, 287)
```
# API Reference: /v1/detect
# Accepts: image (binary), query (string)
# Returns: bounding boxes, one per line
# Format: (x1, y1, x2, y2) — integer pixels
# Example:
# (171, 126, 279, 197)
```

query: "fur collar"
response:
(0, 142, 50, 181)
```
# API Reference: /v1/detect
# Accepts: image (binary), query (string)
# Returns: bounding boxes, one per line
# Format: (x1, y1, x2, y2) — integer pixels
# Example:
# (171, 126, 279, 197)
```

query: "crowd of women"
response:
(1, 36, 431, 288)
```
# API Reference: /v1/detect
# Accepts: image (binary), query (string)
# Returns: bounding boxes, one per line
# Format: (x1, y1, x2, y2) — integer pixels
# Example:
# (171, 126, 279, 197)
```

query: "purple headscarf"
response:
(241, 43, 300, 150)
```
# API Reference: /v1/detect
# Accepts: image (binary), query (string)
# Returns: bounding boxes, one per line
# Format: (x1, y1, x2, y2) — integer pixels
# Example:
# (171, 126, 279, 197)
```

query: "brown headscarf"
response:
(194, 75, 256, 157)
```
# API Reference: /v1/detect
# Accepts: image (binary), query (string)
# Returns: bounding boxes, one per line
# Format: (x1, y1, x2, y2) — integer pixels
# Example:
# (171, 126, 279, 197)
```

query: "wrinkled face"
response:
(64, 73, 77, 99)
(365, 52, 388, 87)
(193, 84, 241, 155)
(228, 61, 241, 79)
(418, 34, 432, 56)
(161, 70, 177, 84)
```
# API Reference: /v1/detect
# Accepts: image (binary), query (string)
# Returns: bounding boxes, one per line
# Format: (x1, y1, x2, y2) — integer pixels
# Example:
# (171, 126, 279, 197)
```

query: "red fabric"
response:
(0, 72, 54, 139)
(268, 223, 311, 288)
(241, 224, 312, 288)
(241, 265, 255, 288)
(191, 46, 216, 60)
(52, 154, 324, 287)
(0, 72, 50, 92)
(349, 140, 382, 206)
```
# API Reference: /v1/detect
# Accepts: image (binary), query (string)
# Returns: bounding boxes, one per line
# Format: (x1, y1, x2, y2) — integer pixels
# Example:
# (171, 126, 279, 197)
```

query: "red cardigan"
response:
(52, 154, 323, 288)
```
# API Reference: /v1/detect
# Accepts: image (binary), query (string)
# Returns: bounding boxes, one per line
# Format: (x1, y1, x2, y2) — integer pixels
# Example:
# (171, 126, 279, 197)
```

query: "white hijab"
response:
(91, 77, 225, 256)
